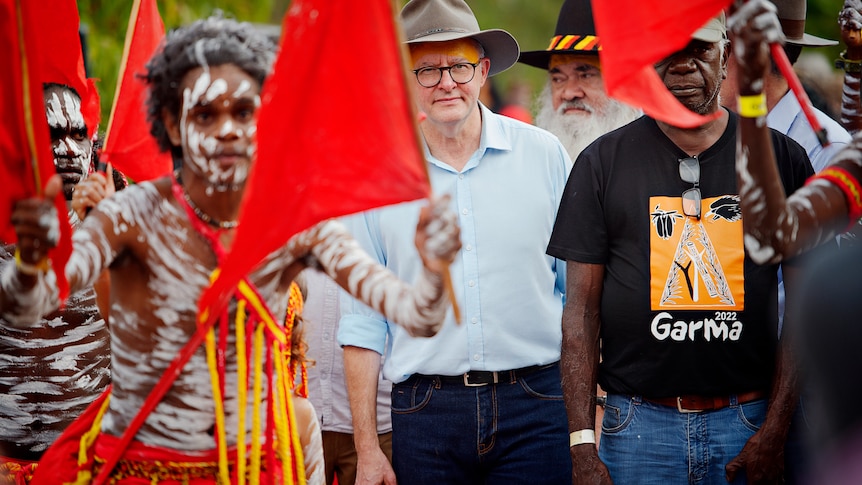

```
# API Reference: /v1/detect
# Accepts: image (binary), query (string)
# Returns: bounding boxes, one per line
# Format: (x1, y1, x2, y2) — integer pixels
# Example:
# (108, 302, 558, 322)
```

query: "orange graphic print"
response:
(649, 195, 745, 310)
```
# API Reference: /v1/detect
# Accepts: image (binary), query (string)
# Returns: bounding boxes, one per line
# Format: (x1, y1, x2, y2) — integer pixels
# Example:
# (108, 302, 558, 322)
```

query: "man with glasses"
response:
(338, 0, 573, 483)
(547, 11, 813, 484)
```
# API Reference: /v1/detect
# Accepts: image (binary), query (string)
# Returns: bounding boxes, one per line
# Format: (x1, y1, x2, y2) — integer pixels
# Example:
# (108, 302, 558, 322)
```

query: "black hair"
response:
(144, 13, 275, 159)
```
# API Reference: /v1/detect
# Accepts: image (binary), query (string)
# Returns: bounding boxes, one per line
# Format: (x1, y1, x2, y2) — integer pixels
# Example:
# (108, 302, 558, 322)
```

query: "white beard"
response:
(534, 83, 642, 161)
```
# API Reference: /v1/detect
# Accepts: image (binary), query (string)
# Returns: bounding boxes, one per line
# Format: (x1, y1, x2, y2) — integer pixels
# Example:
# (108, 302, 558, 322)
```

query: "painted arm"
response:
(301, 196, 460, 337)
(344, 345, 396, 485)
(564, 261, 612, 485)
(0, 177, 64, 325)
(840, 0, 862, 136)
(730, 1, 862, 264)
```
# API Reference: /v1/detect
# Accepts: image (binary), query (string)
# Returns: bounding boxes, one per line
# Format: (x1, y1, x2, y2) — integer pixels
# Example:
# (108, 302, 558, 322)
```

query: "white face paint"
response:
(44, 87, 92, 200)
(176, 59, 261, 191)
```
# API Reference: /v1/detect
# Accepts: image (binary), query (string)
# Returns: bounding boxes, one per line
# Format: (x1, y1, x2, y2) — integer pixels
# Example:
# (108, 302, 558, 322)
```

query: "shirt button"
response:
(461, 208, 469, 215)
(465, 244, 472, 251)
(471, 317, 478, 324)
(468, 280, 475, 287)
(458, 174, 464, 180)
(473, 354, 480, 361)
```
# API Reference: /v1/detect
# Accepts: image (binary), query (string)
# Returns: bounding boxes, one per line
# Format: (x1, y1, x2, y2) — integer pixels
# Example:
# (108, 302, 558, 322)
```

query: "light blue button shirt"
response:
(301, 269, 392, 434)
(768, 91, 851, 172)
(338, 104, 572, 384)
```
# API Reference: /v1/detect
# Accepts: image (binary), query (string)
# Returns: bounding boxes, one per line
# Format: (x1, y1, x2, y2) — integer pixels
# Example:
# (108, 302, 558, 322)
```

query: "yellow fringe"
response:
(71, 394, 111, 485)
(238, 280, 287, 347)
(204, 327, 230, 484)
(250, 323, 264, 485)
(235, 299, 248, 485)
(274, 341, 306, 485)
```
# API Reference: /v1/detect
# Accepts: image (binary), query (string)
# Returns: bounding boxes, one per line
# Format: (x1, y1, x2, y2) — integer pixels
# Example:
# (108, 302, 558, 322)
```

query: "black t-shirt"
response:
(547, 112, 813, 397)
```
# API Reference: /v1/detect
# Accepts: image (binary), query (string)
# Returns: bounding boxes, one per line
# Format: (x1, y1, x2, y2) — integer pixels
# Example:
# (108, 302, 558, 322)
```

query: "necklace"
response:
(174, 172, 238, 230)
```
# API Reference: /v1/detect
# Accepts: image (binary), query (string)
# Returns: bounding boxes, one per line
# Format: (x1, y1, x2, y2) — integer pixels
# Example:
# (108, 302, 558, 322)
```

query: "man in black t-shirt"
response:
(547, 11, 813, 485)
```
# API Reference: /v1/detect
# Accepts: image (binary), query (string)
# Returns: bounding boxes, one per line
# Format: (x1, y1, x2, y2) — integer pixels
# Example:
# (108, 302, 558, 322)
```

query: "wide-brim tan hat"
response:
(401, 0, 520, 77)
(771, 0, 837, 47)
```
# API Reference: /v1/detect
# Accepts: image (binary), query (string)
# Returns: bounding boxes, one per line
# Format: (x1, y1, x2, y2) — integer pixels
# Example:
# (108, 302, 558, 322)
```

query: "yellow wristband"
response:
(569, 429, 596, 447)
(14, 248, 50, 276)
(738, 93, 767, 118)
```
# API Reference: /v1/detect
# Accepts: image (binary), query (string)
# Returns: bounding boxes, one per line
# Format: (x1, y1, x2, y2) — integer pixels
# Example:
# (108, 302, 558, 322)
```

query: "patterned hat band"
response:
(546, 34, 601, 53)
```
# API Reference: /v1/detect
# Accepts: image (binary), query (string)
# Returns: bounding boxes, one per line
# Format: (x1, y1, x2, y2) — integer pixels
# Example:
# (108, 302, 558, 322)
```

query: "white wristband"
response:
(569, 429, 596, 447)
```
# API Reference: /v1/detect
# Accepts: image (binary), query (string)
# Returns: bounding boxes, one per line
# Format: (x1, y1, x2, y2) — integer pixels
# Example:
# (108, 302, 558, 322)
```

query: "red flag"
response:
(101, 0, 171, 183)
(0, 0, 73, 299)
(198, 0, 430, 318)
(30, 1, 100, 137)
(593, 0, 731, 128)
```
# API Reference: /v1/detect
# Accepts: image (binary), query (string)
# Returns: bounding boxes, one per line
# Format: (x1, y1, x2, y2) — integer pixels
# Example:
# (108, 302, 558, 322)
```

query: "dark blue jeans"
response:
(390, 363, 570, 484)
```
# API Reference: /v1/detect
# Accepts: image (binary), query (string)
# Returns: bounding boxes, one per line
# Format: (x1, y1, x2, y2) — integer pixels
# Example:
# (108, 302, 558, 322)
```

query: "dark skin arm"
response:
(729, 0, 861, 264)
(839, 0, 862, 135)
(725, 261, 801, 483)
(563, 261, 612, 485)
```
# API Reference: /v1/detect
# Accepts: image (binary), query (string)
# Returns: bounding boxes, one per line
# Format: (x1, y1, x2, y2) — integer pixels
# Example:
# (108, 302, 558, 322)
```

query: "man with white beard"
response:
(518, 0, 641, 160)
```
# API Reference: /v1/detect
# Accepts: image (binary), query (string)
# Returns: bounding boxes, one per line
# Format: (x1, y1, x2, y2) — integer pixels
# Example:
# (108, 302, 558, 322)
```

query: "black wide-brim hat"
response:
(401, 0, 520, 77)
(772, 0, 837, 47)
(518, 0, 600, 70)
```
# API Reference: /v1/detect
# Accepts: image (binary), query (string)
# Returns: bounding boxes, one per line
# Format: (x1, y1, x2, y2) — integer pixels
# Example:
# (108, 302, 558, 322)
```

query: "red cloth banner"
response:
(101, 0, 171, 183)
(30, 1, 100, 137)
(198, 0, 430, 318)
(0, 0, 73, 299)
(593, 0, 731, 128)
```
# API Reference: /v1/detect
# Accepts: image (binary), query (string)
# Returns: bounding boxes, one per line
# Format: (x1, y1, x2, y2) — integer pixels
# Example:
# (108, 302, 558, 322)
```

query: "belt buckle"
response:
(676, 397, 702, 413)
(463, 372, 496, 387)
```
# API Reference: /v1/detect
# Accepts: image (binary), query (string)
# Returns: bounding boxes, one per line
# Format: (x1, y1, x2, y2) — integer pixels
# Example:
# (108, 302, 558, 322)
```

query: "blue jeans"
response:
(599, 394, 768, 485)
(390, 363, 570, 484)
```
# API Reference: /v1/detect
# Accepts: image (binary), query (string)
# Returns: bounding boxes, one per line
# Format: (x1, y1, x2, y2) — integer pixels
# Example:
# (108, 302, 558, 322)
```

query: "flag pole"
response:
(103, 0, 143, 150)
(15, 0, 43, 196)
(770, 43, 829, 147)
(390, 0, 462, 324)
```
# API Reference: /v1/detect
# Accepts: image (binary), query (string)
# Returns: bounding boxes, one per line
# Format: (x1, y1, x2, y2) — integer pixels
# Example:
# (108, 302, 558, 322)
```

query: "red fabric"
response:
(592, 0, 731, 128)
(198, 0, 430, 318)
(30, 1, 100, 137)
(92, 433, 279, 484)
(0, 456, 37, 485)
(0, 0, 72, 300)
(101, 0, 171, 183)
(28, 388, 110, 485)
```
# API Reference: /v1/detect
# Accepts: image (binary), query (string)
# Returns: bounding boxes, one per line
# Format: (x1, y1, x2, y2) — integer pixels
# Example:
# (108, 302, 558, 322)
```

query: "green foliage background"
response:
(79, 0, 847, 128)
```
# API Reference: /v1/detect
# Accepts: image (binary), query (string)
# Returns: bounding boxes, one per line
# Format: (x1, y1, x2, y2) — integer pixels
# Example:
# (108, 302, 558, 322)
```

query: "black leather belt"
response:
(426, 362, 558, 387)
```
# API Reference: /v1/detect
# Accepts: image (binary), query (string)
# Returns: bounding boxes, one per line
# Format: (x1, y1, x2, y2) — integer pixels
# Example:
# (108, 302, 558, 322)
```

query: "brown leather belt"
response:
(644, 390, 766, 413)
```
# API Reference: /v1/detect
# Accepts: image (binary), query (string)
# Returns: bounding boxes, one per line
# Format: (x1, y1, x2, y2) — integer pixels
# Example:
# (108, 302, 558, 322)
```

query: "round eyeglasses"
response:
(413, 62, 479, 88)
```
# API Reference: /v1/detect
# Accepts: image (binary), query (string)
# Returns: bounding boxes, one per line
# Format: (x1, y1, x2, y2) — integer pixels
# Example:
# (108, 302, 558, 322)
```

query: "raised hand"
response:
(72, 164, 116, 221)
(728, 0, 785, 93)
(11, 174, 62, 274)
(840, 0, 862, 53)
(414, 194, 460, 275)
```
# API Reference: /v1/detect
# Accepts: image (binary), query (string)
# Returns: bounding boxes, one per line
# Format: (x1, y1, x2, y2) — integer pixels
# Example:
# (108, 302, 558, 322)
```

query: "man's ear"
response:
(721, 41, 730, 80)
(163, 108, 182, 147)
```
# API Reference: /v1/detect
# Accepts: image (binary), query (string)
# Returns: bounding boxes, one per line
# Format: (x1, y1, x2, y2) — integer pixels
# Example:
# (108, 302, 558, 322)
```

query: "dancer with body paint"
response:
(0, 84, 111, 484)
(1, 16, 459, 484)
